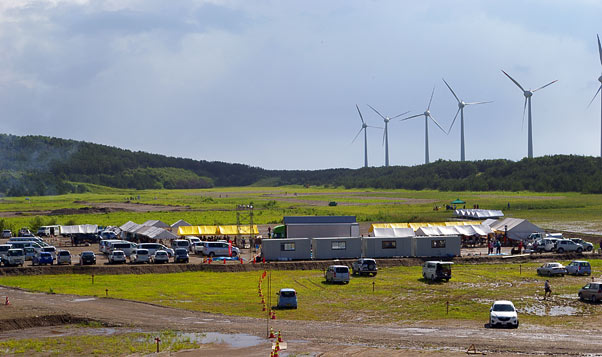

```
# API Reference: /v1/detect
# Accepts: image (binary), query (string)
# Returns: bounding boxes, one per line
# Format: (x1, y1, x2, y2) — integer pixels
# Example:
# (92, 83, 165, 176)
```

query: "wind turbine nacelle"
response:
(423, 111, 430, 116)
(523, 90, 533, 98)
(458, 102, 465, 108)
(598, 75, 602, 83)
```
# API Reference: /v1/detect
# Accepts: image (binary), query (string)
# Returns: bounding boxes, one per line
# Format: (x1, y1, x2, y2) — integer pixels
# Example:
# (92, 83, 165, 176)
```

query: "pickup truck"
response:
(352, 258, 378, 276)
(528, 232, 563, 241)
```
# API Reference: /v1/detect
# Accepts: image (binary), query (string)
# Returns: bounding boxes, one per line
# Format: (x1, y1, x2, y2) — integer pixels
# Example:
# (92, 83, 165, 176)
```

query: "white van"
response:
(6, 248, 25, 266)
(99, 239, 123, 254)
(9, 241, 43, 253)
(9, 237, 48, 247)
(422, 261, 453, 281)
(171, 239, 190, 250)
(325, 265, 350, 284)
(184, 236, 202, 251)
(109, 242, 137, 257)
(0, 244, 12, 263)
(137, 243, 174, 257)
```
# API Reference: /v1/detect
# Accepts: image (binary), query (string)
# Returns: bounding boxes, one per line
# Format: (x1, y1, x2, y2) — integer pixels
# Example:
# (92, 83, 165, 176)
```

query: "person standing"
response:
(495, 240, 502, 254)
(544, 280, 552, 300)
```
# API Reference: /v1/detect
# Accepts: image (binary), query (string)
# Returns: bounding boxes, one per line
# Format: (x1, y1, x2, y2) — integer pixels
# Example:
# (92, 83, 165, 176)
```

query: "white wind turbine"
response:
(442, 78, 492, 162)
(352, 104, 382, 168)
(400, 87, 447, 164)
(588, 34, 602, 157)
(367, 105, 409, 167)
(502, 70, 557, 159)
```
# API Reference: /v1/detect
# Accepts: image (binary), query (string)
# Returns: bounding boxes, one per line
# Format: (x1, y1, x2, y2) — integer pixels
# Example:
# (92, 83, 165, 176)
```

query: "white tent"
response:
(486, 218, 543, 241)
(453, 209, 504, 219)
(371, 227, 415, 238)
(142, 220, 170, 229)
(416, 224, 493, 237)
(60, 224, 98, 235)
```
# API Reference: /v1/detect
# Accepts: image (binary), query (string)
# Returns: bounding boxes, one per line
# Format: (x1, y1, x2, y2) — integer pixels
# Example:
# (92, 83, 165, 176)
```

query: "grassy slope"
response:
(1, 261, 599, 327)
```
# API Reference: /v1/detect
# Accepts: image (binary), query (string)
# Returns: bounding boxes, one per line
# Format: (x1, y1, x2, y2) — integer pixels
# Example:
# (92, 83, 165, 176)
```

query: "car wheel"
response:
(557, 248, 564, 253)
(372, 272, 377, 277)
(577, 248, 583, 253)
(579, 293, 584, 301)
(514, 321, 519, 328)
(209, 252, 215, 257)
(587, 246, 593, 251)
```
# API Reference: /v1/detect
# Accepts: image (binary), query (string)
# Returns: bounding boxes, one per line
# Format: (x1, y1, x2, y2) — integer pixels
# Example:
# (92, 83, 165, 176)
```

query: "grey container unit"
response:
(284, 216, 360, 238)
(413, 235, 461, 257)
(362, 237, 413, 258)
(311, 237, 362, 260)
(262, 238, 311, 261)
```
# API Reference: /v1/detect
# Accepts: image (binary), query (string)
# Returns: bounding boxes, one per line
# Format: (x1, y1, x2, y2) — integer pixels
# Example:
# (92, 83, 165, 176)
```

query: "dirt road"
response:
(0, 285, 601, 356)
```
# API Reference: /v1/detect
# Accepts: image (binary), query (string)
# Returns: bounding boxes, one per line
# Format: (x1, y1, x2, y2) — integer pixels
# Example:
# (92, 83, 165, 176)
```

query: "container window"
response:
(331, 241, 346, 250)
(382, 240, 396, 249)
(281, 243, 296, 251)
(431, 240, 446, 248)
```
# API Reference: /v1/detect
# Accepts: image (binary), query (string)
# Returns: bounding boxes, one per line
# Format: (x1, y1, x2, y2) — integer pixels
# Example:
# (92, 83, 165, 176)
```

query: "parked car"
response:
(137, 243, 174, 257)
(23, 247, 36, 261)
(129, 249, 150, 264)
(352, 258, 378, 276)
(277, 288, 298, 309)
(0, 244, 10, 263)
(5, 248, 25, 267)
(570, 238, 594, 252)
(325, 265, 350, 284)
(32, 252, 54, 266)
(171, 239, 190, 251)
(1, 229, 12, 238)
(537, 262, 567, 276)
(489, 300, 519, 328)
(57, 250, 72, 265)
(79, 251, 96, 265)
(184, 236, 202, 251)
(108, 250, 126, 264)
(174, 248, 189, 263)
(202, 241, 240, 257)
(42, 246, 57, 260)
(99, 239, 122, 254)
(579, 282, 602, 303)
(422, 261, 453, 281)
(191, 242, 206, 254)
(555, 239, 583, 253)
(566, 260, 591, 276)
(152, 250, 169, 264)
(108, 242, 137, 257)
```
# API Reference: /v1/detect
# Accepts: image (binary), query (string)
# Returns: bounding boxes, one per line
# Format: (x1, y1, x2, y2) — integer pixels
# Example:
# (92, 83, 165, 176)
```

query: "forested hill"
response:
(1, 134, 602, 196)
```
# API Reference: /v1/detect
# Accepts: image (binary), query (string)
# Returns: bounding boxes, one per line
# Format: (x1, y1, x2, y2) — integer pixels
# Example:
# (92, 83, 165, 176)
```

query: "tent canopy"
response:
(60, 224, 98, 235)
(177, 225, 258, 236)
(451, 199, 465, 204)
(485, 218, 543, 241)
(370, 221, 482, 233)
(416, 224, 493, 237)
(371, 227, 415, 238)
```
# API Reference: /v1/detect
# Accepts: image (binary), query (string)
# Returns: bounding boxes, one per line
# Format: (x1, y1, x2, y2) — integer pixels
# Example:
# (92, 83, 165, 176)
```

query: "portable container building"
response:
(262, 238, 311, 261)
(311, 237, 362, 260)
(362, 237, 413, 258)
(413, 235, 461, 257)
(283, 216, 359, 238)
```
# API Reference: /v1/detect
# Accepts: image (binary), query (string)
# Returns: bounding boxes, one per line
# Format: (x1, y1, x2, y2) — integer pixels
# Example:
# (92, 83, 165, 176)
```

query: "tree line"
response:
(0, 134, 601, 196)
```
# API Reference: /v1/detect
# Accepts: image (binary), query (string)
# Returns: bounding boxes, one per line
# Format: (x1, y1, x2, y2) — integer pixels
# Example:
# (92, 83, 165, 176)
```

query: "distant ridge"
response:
(0, 133, 601, 196)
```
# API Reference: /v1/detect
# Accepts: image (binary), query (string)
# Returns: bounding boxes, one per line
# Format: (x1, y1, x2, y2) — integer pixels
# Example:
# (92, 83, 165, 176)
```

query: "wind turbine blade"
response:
(587, 85, 602, 108)
(442, 78, 460, 103)
(533, 80, 558, 92)
(447, 108, 461, 134)
(464, 101, 493, 105)
(428, 113, 447, 134)
(501, 70, 525, 92)
(367, 125, 384, 129)
(367, 104, 386, 121)
(382, 129, 386, 146)
(351, 128, 363, 144)
(598, 34, 602, 66)
(400, 114, 423, 121)
(391, 111, 410, 119)
(427, 86, 435, 110)
(355, 104, 365, 124)
(522, 97, 527, 130)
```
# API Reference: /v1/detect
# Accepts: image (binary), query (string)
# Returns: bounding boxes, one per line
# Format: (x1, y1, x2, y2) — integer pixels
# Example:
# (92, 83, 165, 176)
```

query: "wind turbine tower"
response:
(400, 87, 447, 164)
(502, 70, 557, 159)
(367, 105, 408, 167)
(352, 104, 381, 168)
(442, 78, 492, 161)
(588, 34, 602, 157)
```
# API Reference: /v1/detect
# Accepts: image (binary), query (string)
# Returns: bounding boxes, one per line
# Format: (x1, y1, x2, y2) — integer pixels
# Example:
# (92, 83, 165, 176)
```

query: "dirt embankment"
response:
(0, 253, 595, 277)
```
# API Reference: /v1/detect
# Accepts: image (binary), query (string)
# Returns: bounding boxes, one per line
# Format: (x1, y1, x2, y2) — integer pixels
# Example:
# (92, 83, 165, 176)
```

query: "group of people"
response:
(487, 239, 503, 254)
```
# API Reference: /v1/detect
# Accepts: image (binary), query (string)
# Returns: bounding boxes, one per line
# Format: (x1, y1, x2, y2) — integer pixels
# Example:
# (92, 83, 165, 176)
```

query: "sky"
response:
(1, 0, 601, 170)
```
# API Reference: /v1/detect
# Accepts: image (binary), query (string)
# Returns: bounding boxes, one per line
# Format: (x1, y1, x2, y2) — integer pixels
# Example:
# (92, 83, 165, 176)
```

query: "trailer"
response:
(311, 237, 362, 260)
(362, 237, 413, 258)
(261, 238, 311, 261)
(413, 235, 461, 257)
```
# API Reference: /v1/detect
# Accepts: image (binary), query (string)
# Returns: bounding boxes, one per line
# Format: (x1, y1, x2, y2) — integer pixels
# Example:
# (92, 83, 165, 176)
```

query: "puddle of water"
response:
(192, 332, 266, 348)
(522, 305, 579, 316)
(71, 298, 96, 302)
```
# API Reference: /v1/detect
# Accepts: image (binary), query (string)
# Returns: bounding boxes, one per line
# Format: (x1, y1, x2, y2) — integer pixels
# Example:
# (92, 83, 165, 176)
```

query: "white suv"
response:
(109, 250, 126, 264)
(555, 239, 583, 253)
(129, 249, 150, 264)
(202, 242, 239, 257)
(489, 300, 519, 328)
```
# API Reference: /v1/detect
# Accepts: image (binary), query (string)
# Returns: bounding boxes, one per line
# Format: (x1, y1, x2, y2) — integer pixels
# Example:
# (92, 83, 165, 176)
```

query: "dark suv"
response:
(80, 251, 96, 265)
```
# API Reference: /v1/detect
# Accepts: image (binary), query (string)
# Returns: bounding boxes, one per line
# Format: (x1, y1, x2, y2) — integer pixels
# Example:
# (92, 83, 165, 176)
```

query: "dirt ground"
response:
(1, 284, 602, 356)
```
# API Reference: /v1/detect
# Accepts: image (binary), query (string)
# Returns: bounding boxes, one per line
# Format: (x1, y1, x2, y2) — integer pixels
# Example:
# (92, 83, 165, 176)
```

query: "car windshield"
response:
(492, 304, 515, 312)
(8, 250, 22, 256)
(82, 252, 94, 256)
(59, 251, 69, 256)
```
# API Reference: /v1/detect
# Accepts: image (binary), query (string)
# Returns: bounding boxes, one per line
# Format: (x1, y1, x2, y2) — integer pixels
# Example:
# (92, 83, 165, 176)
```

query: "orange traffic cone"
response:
(223, 258, 226, 265)
(5, 296, 9, 305)
(275, 340, 280, 352)
(269, 327, 275, 338)
(271, 310, 276, 320)
(240, 258, 244, 264)
(273, 350, 279, 357)
(261, 297, 265, 304)
(277, 330, 283, 343)
(262, 304, 266, 311)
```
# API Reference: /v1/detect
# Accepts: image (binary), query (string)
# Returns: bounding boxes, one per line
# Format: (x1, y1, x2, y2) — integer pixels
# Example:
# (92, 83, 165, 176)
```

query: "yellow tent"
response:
(177, 225, 219, 236)
(218, 225, 259, 235)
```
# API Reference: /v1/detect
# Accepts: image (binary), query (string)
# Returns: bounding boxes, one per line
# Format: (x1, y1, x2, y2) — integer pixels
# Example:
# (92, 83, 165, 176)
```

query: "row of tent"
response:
(176, 225, 259, 236)
(453, 209, 504, 219)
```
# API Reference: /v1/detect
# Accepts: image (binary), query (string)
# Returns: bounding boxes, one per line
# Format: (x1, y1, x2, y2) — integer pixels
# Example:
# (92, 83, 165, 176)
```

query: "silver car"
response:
(579, 282, 602, 303)
(537, 262, 567, 277)
(566, 260, 591, 276)
(325, 265, 350, 284)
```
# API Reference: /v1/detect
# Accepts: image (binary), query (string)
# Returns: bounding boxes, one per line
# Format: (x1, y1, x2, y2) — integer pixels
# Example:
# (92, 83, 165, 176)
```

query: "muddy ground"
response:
(1, 284, 602, 356)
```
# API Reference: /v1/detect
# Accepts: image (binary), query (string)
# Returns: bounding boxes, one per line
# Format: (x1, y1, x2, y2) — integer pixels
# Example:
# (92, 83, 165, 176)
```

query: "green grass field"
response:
(2, 261, 599, 327)
(2, 184, 602, 233)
